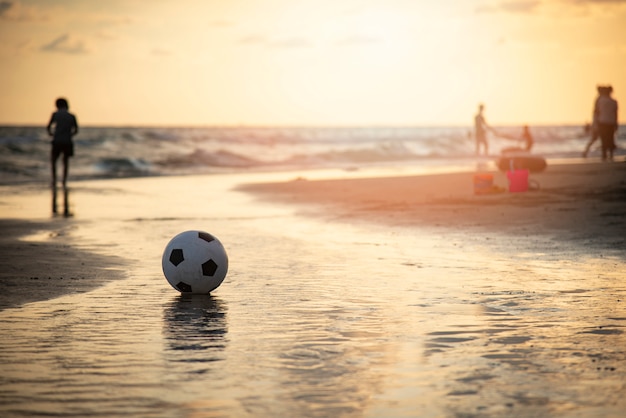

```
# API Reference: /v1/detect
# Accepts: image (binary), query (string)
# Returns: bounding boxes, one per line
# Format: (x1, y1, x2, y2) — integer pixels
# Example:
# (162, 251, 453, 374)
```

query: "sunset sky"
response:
(1, 0, 624, 127)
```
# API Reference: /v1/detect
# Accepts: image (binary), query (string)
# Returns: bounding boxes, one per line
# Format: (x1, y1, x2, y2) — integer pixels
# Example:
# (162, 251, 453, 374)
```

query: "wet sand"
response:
(0, 219, 127, 310)
(3, 161, 624, 310)
(0, 161, 625, 417)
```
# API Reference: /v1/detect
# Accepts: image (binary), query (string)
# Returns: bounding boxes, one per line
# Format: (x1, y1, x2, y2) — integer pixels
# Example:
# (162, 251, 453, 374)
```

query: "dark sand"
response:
(0, 218, 127, 310)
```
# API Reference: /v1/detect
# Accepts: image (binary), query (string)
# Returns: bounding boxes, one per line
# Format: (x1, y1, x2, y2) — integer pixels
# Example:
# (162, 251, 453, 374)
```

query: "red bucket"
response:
(507, 169, 529, 193)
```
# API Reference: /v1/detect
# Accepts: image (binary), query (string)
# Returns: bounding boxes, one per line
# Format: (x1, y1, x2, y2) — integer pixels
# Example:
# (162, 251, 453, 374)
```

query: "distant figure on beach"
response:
(582, 124, 599, 158)
(474, 104, 491, 156)
(520, 125, 533, 152)
(593, 85, 618, 161)
(47, 97, 78, 215)
(582, 86, 602, 158)
(500, 125, 534, 154)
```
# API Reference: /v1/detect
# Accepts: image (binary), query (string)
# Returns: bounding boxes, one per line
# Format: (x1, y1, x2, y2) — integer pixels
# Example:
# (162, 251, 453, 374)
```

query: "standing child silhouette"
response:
(47, 97, 78, 216)
(474, 104, 492, 156)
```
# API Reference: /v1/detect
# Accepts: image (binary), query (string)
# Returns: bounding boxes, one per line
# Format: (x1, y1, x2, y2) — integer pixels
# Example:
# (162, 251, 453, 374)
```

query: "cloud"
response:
(240, 33, 382, 50)
(40, 34, 89, 54)
(0, 0, 46, 21)
(335, 35, 381, 46)
(476, 1, 542, 13)
(210, 19, 235, 28)
(238, 34, 267, 45)
(575, 0, 626, 3)
(151, 48, 173, 56)
(501, 0, 542, 12)
(0, 1, 11, 16)
(94, 15, 134, 27)
(238, 35, 312, 48)
(95, 31, 118, 41)
(270, 37, 312, 48)
(477, 0, 626, 14)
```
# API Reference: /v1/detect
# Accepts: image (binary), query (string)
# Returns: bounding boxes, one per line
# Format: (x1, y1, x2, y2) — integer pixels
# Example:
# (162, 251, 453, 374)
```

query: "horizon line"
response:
(0, 121, 598, 129)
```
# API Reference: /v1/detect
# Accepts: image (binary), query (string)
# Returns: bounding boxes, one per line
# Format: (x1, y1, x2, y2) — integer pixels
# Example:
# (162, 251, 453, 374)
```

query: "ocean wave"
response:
(1, 124, 623, 183)
(156, 149, 262, 169)
(93, 157, 152, 177)
(286, 141, 419, 165)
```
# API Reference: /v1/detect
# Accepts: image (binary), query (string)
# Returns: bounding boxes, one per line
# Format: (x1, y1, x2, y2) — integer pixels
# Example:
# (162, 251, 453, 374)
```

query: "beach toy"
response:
(497, 152, 547, 173)
(162, 230, 229, 294)
(473, 173, 493, 195)
(473, 173, 505, 194)
(507, 169, 529, 193)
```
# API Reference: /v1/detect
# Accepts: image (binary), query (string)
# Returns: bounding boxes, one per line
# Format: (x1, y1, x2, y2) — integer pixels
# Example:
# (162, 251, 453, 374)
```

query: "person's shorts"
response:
(52, 141, 74, 159)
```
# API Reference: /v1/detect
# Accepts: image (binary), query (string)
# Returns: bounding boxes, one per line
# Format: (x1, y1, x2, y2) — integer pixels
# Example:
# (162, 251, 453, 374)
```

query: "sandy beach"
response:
(1, 160, 625, 417)
(240, 160, 626, 250)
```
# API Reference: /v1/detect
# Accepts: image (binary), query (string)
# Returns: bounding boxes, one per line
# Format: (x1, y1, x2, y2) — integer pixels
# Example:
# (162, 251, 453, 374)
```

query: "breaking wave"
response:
(0, 124, 623, 184)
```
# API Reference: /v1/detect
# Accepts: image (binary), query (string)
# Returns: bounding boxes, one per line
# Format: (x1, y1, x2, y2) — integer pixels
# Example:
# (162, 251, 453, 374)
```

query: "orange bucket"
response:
(473, 173, 493, 195)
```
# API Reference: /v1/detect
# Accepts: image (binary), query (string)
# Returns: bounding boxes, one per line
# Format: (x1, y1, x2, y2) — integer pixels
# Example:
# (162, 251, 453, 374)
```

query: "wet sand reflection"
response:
(163, 295, 228, 366)
(421, 283, 626, 416)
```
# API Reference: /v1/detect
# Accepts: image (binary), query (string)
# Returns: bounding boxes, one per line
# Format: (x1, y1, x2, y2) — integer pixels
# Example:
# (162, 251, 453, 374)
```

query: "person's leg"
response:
(609, 130, 615, 161)
(476, 133, 485, 155)
(51, 151, 58, 187)
(62, 154, 69, 189)
(62, 154, 70, 215)
(599, 125, 610, 161)
(51, 149, 59, 213)
(582, 132, 598, 157)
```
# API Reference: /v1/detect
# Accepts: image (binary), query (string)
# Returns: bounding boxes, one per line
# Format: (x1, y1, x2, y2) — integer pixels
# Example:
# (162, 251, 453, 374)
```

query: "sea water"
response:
(2, 124, 623, 184)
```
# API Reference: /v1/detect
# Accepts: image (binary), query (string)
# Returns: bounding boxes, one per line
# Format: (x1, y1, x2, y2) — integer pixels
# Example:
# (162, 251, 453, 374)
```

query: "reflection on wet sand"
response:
(422, 282, 626, 416)
(163, 294, 228, 364)
(52, 185, 71, 217)
(270, 303, 396, 417)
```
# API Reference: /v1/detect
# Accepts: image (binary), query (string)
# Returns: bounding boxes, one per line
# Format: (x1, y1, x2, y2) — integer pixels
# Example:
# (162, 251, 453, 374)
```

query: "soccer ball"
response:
(162, 230, 229, 294)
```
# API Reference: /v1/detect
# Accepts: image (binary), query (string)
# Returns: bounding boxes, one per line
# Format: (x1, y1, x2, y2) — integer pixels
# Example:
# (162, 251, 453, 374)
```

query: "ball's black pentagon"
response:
(169, 248, 184, 266)
(175, 281, 192, 292)
(202, 259, 218, 276)
(198, 232, 215, 243)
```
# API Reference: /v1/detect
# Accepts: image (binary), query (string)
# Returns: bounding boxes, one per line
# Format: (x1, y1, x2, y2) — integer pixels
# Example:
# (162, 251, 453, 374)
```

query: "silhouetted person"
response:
(594, 85, 618, 161)
(47, 97, 78, 215)
(521, 125, 533, 152)
(474, 104, 491, 156)
(582, 86, 602, 158)
(501, 125, 533, 154)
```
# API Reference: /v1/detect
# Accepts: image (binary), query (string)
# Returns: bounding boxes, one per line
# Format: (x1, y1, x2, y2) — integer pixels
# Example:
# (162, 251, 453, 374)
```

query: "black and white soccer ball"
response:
(162, 230, 229, 294)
